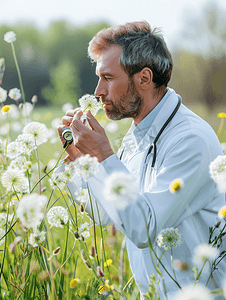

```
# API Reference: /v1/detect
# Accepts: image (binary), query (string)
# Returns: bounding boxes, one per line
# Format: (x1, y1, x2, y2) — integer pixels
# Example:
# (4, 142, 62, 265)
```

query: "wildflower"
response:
(70, 278, 80, 288)
(16, 193, 47, 229)
(75, 188, 89, 203)
(47, 206, 69, 228)
(1, 105, 10, 113)
(21, 102, 33, 116)
(104, 259, 112, 267)
(172, 260, 189, 271)
(1, 168, 28, 193)
(8, 156, 27, 171)
(8, 88, 21, 101)
(106, 122, 119, 133)
(78, 222, 90, 240)
(23, 121, 48, 146)
(98, 281, 114, 296)
(78, 94, 102, 116)
(4, 31, 16, 43)
(218, 205, 226, 220)
(49, 173, 67, 190)
(209, 155, 226, 180)
(31, 95, 38, 104)
(156, 228, 183, 250)
(103, 171, 138, 209)
(174, 283, 214, 300)
(74, 154, 99, 181)
(16, 133, 36, 155)
(62, 102, 73, 113)
(169, 178, 184, 193)
(217, 112, 226, 118)
(28, 230, 46, 247)
(193, 243, 219, 265)
(6, 141, 21, 159)
(0, 87, 7, 103)
(97, 266, 105, 277)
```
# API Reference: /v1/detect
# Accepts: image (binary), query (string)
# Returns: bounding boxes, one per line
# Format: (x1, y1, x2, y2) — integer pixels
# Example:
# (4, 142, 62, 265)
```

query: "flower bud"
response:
(97, 266, 105, 277)
(53, 247, 61, 255)
(80, 204, 84, 213)
(90, 245, 95, 257)
(74, 231, 79, 239)
(31, 95, 38, 104)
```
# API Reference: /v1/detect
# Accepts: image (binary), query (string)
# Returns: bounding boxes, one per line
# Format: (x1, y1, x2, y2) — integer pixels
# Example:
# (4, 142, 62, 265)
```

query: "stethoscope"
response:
(119, 98, 182, 192)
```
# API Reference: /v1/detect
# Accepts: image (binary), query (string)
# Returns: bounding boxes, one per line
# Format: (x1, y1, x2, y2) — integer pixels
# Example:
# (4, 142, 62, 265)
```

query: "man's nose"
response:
(94, 79, 107, 98)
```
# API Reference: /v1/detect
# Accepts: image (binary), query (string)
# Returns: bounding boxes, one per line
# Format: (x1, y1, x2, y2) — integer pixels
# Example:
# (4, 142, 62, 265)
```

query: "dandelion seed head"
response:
(8, 88, 21, 101)
(23, 121, 48, 146)
(4, 31, 16, 43)
(193, 243, 219, 265)
(78, 94, 102, 116)
(6, 141, 21, 159)
(0, 87, 7, 103)
(174, 283, 214, 300)
(28, 230, 46, 247)
(47, 206, 69, 228)
(156, 228, 183, 250)
(74, 154, 99, 180)
(16, 133, 36, 155)
(1, 168, 28, 193)
(49, 173, 67, 190)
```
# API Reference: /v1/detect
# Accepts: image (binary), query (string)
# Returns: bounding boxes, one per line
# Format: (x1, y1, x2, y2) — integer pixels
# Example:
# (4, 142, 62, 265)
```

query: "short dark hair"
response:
(88, 21, 173, 89)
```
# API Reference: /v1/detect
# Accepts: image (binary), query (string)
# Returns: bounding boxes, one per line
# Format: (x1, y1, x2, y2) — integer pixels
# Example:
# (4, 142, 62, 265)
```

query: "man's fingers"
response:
(63, 110, 83, 126)
(66, 108, 81, 117)
(87, 110, 103, 132)
(62, 116, 73, 126)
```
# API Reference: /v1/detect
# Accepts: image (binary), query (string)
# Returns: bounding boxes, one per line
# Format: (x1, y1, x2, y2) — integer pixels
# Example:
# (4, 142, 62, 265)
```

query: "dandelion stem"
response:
(217, 118, 224, 137)
(86, 183, 99, 266)
(194, 260, 207, 285)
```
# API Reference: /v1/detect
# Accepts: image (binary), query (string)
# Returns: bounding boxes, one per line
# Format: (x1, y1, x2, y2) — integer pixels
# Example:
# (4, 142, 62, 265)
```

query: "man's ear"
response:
(133, 67, 153, 90)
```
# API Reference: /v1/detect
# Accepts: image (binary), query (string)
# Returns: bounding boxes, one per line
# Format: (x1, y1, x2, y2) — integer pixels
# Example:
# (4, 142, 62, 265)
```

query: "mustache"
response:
(101, 98, 113, 105)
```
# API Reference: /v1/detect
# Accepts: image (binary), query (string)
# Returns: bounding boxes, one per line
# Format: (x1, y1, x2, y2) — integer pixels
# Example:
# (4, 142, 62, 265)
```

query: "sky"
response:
(0, 0, 226, 50)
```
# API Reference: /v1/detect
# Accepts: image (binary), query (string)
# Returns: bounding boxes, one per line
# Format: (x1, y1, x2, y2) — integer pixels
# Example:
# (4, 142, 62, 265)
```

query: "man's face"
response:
(95, 45, 143, 121)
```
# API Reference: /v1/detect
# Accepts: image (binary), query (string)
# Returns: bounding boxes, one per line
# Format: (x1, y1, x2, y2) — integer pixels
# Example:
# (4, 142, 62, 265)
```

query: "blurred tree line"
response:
(0, 1, 225, 109)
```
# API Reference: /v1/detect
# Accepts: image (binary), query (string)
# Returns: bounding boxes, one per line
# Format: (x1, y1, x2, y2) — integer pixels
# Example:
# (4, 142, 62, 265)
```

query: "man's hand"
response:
(57, 108, 83, 164)
(70, 110, 114, 162)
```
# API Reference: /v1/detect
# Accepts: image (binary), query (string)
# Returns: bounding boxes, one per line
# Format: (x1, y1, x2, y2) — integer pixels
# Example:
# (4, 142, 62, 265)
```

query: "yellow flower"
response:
(98, 282, 114, 295)
(169, 178, 184, 193)
(1, 105, 10, 113)
(104, 259, 112, 267)
(70, 278, 80, 288)
(218, 205, 226, 220)
(217, 112, 226, 118)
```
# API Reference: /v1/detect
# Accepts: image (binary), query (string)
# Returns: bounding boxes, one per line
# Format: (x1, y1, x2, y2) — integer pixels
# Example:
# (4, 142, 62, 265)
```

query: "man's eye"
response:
(105, 77, 111, 81)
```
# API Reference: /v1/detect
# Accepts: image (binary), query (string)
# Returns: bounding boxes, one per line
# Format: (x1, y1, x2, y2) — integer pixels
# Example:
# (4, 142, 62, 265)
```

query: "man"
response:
(57, 22, 225, 299)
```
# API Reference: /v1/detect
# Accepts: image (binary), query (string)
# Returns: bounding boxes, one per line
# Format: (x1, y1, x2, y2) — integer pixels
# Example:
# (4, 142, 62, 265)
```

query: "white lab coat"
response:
(63, 88, 225, 299)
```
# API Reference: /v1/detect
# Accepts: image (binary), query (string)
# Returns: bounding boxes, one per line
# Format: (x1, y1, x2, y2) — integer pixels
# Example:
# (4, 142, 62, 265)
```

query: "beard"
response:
(102, 78, 143, 121)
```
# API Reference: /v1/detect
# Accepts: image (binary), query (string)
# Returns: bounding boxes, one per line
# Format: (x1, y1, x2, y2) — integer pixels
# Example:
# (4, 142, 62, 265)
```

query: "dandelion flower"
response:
(1, 105, 10, 113)
(70, 278, 80, 288)
(49, 173, 67, 190)
(74, 154, 99, 181)
(103, 171, 138, 209)
(156, 228, 183, 250)
(1, 168, 28, 193)
(169, 178, 184, 193)
(28, 230, 46, 247)
(217, 112, 226, 118)
(23, 121, 48, 146)
(209, 155, 226, 181)
(8, 156, 27, 171)
(16, 194, 47, 229)
(8, 88, 21, 101)
(16, 133, 36, 155)
(0, 87, 7, 103)
(75, 188, 89, 203)
(78, 94, 102, 116)
(47, 206, 69, 228)
(104, 259, 112, 267)
(218, 205, 226, 220)
(174, 283, 214, 300)
(78, 222, 90, 240)
(193, 243, 219, 265)
(4, 31, 16, 43)
(6, 141, 21, 159)
(98, 281, 114, 296)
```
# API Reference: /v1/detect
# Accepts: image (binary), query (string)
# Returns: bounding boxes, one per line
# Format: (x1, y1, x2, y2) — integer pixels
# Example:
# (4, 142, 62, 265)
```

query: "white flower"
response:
(62, 102, 73, 113)
(21, 102, 33, 117)
(8, 88, 21, 101)
(0, 87, 7, 103)
(169, 178, 184, 193)
(28, 230, 46, 247)
(156, 228, 183, 250)
(23, 121, 48, 146)
(106, 122, 119, 133)
(174, 284, 214, 300)
(78, 222, 90, 240)
(8, 104, 20, 119)
(1, 168, 28, 193)
(8, 155, 27, 171)
(74, 154, 99, 181)
(209, 155, 226, 181)
(47, 206, 69, 228)
(4, 31, 16, 43)
(6, 141, 20, 159)
(75, 188, 89, 203)
(78, 94, 102, 116)
(49, 172, 67, 190)
(103, 171, 138, 209)
(16, 133, 36, 155)
(16, 193, 47, 229)
(193, 243, 219, 265)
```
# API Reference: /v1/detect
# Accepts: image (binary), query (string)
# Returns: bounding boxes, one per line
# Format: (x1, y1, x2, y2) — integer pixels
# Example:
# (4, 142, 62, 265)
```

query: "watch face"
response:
(62, 128, 73, 142)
